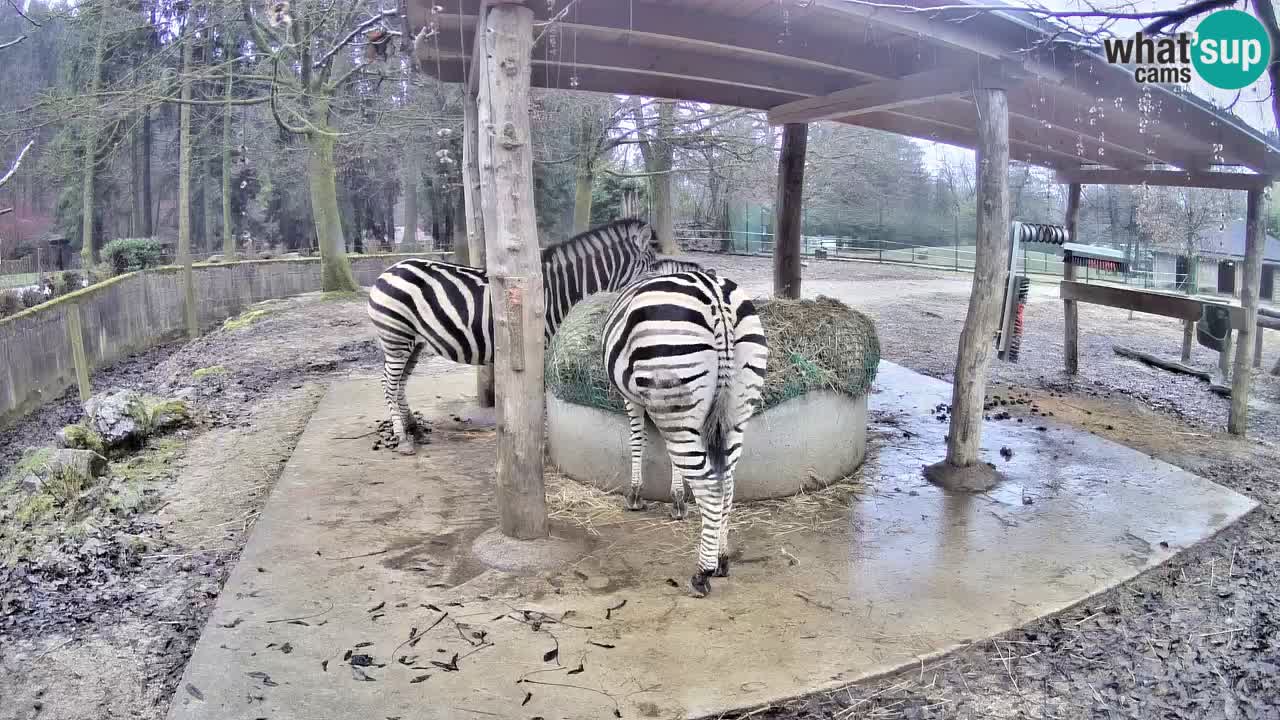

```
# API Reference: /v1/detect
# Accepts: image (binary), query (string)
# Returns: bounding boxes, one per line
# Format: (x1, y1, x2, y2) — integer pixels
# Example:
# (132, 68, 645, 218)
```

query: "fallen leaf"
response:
(367, 601, 385, 613)
(410, 674, 430, 684)
(542, 647, 558, 663)
(185, 684, 204, 701)
(522, 691, 532, 706)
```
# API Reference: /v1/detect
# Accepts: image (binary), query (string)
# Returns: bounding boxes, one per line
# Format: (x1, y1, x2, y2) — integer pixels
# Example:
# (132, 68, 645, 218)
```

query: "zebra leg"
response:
(623, 400, 648, 511)
(682, 452, 724, 598)
(379, 339, 419, 456)
(668, 465, 688, 520)
(714, 466, 736, 577)
(398, 343, 425, 433)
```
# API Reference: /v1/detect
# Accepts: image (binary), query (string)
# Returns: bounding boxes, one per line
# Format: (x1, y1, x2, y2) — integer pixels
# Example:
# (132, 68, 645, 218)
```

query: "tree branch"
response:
(7, 0, 39, 27)
(0, 35, 25, 51)
(1143, 0, 1239, 34)
(0, 139, 33, 189)
(314, 9, 398, 69)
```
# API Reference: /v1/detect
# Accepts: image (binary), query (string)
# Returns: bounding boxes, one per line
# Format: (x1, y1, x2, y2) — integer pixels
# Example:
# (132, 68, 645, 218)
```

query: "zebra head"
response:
(610, 217, 661, 270)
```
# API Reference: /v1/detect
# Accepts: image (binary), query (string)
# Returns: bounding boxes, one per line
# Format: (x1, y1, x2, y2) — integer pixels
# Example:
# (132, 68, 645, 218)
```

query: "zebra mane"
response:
(541, 217, 650, 260)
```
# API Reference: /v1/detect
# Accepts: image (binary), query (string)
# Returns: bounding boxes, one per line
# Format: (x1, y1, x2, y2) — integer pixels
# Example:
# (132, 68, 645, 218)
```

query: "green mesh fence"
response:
(545, 293, 881, 415)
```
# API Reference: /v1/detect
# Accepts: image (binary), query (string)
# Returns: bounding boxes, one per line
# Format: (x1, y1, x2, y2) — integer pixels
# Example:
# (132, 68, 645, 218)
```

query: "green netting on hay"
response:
(545, 293, 881, 415)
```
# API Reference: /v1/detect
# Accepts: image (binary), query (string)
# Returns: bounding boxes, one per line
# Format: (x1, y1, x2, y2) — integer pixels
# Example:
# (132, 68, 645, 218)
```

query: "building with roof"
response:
(1152, 219, 1280, 300)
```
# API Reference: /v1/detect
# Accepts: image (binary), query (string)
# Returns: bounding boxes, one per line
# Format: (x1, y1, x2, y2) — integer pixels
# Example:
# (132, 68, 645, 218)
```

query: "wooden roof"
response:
(409, 0, 1280, 183)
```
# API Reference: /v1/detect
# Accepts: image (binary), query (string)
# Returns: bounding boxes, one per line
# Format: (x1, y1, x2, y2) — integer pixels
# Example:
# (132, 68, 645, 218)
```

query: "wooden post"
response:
(1229, 187, 1266, 435)
(1062, 183, 1081, 374)
(463, 83, 495, 408)
(477, 1, 547, 540)
(773, 122, 807, 299)
(65, 302, 91, 402)
(1219, 328, 1233, 380)
(1254, 326, 1264, 369)
(943, 87, 1010, 470)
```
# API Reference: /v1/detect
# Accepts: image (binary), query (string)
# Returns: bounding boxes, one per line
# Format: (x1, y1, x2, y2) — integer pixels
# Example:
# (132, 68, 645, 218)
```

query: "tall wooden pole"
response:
(1062, 183, 1082, 374)
(177, 35, 199, 340)
(944, 88, 1010, 469)
(477, 1, 547, 540)
(464, 83, 496, 408)
(773, 122, 807, 299)
(1229, 187, 1266, 435)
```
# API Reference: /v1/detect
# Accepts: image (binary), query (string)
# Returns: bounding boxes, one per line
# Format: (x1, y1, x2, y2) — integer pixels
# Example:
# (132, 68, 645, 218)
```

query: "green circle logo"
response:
(1192, 10, 1272, 90)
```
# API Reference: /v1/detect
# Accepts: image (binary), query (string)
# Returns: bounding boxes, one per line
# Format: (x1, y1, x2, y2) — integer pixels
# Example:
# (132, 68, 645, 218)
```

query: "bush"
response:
(20, 288, 44, 308)
(101, 238, 163, 275)
(0, 290, 21, 319)
(54, 270, 83, 296)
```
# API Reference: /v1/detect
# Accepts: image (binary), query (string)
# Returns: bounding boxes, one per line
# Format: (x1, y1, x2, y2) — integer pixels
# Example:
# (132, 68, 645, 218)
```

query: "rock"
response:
(10, 447, 108, 492)
(83, 390, 191, 453)
(84, 390, 146, 451)
(585, 575, 612, 591)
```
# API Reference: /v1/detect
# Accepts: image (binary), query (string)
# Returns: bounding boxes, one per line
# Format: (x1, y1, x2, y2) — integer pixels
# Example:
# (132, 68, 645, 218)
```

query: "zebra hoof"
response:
(669, 499, 687, 520)
(396, 441, 417, 456)
(689, 571, 712, 598)
(624, 488, 647, 511)
(714, 555, 730, 578)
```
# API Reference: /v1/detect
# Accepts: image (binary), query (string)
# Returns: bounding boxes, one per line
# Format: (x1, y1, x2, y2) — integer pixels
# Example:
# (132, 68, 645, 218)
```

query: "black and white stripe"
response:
(367, 218, 663, 453)
(602, 269, 768, 597)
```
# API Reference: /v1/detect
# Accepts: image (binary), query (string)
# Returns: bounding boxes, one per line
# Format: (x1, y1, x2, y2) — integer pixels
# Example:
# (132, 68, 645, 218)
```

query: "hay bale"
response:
(546, 293, 880, 414)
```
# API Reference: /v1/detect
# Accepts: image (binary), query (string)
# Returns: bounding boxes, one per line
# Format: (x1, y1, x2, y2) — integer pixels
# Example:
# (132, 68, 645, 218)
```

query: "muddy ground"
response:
(1, 258, 1279, 719)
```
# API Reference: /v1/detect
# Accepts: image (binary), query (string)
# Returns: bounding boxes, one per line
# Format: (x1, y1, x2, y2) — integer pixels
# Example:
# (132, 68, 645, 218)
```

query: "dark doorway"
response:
(1175, 255, 1191, 291)
(1218, 260, 1237, 295)
(1263, 265, 1276, 301)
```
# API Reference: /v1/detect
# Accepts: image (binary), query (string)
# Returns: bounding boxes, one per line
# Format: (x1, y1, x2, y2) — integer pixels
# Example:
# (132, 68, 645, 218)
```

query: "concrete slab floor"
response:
(168, 362, 1257, 720)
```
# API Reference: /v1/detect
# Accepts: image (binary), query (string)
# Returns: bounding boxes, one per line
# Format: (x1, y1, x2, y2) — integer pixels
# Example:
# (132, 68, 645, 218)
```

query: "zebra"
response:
(367, 218, 672, 454)
(602, 269, 768, 597)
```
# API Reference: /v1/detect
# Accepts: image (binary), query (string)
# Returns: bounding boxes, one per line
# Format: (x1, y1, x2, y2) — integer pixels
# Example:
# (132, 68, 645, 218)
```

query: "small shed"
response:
(1152, 220, 1280, 299)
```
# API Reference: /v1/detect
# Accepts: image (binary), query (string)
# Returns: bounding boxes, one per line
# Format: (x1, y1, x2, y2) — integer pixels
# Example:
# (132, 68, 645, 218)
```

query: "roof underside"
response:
(409, 0, 1280, 180)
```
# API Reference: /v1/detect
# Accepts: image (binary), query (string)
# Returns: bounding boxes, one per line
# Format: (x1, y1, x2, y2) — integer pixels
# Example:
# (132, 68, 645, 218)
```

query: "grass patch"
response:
(113, 436, 184, 484)
(222, 307, 273, 331)
(123, 395, 191, 436)
(192, 365, 228, 380)
(60, 423, 106, 455)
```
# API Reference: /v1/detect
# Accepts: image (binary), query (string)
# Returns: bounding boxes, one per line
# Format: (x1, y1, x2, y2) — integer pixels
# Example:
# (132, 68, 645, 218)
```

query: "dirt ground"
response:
(2, 258, 1279, 719)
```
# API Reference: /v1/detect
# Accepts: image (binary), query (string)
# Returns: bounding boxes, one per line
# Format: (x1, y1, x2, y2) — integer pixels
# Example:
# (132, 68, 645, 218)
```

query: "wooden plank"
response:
(1230, 187, 1266, 436)
(772, 123, 806, 299)
(476, 1, 547, 540)
(1114, 345, 1210, 381)
(1060, 281, 1245, 327)
(767, 64, 983, 125)
(1055, 168, 1273, 192)
(945, 87, 1009, 468)
(462, 89, 495, 408)
(1063, 183, 1081, 375)
(64, 302, 91, 403)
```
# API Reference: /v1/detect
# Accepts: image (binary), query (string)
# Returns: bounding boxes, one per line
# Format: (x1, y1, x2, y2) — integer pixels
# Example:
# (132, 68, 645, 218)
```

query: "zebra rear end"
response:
(602, 270, 768, 597)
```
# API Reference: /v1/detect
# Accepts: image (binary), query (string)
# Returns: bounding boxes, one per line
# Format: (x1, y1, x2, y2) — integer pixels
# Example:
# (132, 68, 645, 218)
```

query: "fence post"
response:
(65, 302, 92, 402)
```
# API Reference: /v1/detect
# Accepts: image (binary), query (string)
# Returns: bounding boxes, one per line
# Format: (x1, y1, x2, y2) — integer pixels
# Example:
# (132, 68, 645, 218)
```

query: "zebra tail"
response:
(702, 296, 735, 483)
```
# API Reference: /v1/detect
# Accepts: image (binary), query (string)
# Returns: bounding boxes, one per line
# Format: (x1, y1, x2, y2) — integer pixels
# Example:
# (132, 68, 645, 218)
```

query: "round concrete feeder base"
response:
(546, 390, 868, 502)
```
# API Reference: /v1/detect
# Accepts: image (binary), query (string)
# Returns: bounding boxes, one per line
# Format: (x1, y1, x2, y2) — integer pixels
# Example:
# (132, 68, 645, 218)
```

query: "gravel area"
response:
(2, 260, 1279, 720)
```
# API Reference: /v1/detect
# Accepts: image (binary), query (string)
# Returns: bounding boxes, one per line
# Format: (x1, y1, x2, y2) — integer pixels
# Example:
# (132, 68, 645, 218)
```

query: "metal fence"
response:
(674, 228, 1194, 290)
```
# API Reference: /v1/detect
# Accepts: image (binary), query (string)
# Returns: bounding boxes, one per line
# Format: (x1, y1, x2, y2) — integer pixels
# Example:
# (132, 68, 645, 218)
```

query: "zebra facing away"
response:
(367, 218, 678, 454)
(602, 270, 768, 597)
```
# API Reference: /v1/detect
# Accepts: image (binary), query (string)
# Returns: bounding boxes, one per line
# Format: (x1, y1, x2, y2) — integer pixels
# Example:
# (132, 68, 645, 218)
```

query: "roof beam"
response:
(852, 110, 1079, 170)
(767, 63, 987, 125)
(1055, 168, 1274, 191)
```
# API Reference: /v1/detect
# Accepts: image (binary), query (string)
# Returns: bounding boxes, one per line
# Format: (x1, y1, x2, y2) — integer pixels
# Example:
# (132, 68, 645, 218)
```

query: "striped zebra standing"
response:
(602, 270, 768, 597)
(367, 218, 668, 454)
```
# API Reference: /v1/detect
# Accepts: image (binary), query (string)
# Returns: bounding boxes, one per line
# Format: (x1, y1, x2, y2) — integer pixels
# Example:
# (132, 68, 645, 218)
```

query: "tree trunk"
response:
(142, 109, 154, 237)
(573, 162, 592, 233)
(402, 155, 419, 252)
(463, 91, 495, 407)
(130, 126, 143, 236)
(1229, 188, 1265, 435)
(477, 2, 547, 540)
(451, 192, 468, 265)
(943, 88, 1010, 471)
(178, 36, 198, 339)
(203, 159, 217, 254)
(773, 122, 807, 299)
(79, 15, 107, 268)
(1063, 183, 1081, 374)
(222, 65, 235, 258)
(307, 121, 358, 292)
